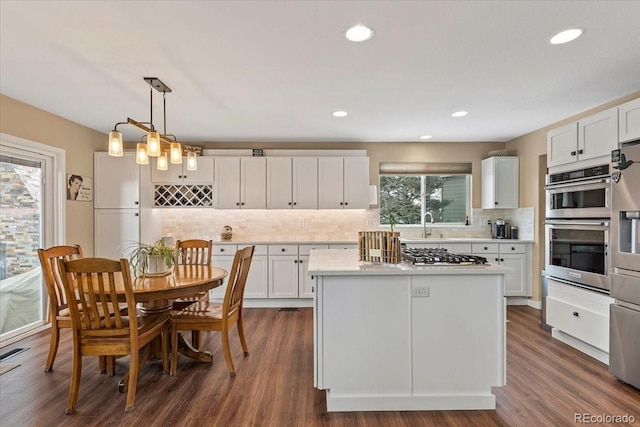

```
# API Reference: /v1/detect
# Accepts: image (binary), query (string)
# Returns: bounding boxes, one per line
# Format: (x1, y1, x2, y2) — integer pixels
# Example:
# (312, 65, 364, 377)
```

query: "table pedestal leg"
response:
(176, 332, 213, 363)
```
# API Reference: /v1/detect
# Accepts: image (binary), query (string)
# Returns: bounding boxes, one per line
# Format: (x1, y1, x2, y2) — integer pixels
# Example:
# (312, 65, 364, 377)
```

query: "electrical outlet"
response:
(298, 219, 305, 228)
(240, 219, 247, 228)
(366, 218, 373, 227)
(169, 219, 176, 228)
(412, 286, 430, 297)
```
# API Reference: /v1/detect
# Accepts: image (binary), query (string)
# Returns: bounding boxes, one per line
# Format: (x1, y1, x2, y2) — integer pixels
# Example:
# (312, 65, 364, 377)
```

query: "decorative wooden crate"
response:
(358, 231, 401, 264)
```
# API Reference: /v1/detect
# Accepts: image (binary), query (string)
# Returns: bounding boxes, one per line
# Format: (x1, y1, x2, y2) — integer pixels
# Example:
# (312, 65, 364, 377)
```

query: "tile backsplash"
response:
(158, 207, 534, 242)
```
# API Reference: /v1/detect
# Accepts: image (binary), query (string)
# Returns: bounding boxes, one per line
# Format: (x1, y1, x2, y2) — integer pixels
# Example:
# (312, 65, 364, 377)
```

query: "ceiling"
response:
(1, 1, 640, 144)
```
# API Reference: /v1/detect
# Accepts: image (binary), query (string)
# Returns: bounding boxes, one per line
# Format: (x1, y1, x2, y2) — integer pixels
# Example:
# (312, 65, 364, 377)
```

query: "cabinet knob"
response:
(220, 248, 225, 252)
(484, 246, 488, 250)
(500, 258, 504, 262)
(134, 201, 139, 205)
(340, 202, 343, 206)
(344, 202, 348, 206)
(241, 202, 245, 206)
(571, 151, 577, 156)
(494, 202, 498, 205)
(294, 260, 298, 263)
(495, 258, 499, 262)
(511, 247, 515, 251)
(293, 202, 297, 206)
(299, 259, 303, 263)
(577, 149, 584, 155)
(573, 311, 579, 317)
(281, 248, 286, 252)
(134, 213, 139, 216)
(288, 202, 292, 205)
(236, 202, 240, 206)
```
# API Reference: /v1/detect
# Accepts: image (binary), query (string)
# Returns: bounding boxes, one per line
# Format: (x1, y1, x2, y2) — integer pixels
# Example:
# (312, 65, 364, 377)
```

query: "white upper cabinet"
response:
(214, 157, 266, 209)
(241, 157, 267, 209)
(318, 157, 369, 209)
(618, 97, 640, 143)
(94, 152, 139, 208)
(266, 157, 293, 209)
(578, 108, 618, 161)
(547, 108, 618, 169)
(293, 157, 318, 209)
(547, 123, 578, 168)
(214, 157, 241, 209)
(266, 157, 318, 209)
(482, 156, 519, 209)
(150, 157, 214, 183)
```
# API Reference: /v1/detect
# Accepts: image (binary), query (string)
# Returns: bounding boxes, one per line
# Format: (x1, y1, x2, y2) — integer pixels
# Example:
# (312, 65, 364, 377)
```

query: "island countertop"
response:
(307, 249, 511, 276)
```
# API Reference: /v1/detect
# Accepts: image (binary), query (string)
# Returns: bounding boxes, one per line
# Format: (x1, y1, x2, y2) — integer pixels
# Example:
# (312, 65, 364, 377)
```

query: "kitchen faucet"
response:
(422, 211, 434, 238)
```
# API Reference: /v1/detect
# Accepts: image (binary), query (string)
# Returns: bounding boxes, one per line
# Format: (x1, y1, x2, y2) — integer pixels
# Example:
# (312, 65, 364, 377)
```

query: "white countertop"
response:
(308, 249, 511, 276)
(213, 238, 533, 245)
(402, 238, 534, 244)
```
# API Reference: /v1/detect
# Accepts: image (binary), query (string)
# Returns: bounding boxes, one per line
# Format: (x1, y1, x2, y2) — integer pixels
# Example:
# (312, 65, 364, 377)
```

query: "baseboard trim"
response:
(242, 299, 313, 308)
(528, 299, 542, 310)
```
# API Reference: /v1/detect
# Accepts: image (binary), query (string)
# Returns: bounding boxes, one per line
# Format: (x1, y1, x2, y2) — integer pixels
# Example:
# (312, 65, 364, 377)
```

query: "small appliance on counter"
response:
(494, 219, 507, 239)
(510, 226, 519, 240)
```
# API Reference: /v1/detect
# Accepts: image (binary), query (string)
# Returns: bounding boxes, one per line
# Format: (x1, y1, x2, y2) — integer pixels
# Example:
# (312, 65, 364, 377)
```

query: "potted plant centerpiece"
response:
(127, 239, 177, 276)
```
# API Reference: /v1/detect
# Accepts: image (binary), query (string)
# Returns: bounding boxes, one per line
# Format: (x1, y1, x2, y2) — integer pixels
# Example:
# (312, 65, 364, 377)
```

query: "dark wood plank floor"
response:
(1, 306, 638, 426)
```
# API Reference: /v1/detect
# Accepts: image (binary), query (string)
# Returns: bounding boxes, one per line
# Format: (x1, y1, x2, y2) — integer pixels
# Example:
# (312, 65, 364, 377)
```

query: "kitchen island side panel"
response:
(321, 275, 413, 395)
(411, 275, 505, 394)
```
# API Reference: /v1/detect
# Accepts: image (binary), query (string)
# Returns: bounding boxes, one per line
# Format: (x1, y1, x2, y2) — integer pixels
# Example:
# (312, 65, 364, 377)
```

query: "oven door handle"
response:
(544, 178, 610, 191)
(544, 220, 610, 227)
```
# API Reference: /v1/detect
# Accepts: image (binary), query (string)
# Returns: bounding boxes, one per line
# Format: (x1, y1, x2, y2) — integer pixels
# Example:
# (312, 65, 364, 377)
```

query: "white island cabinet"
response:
(308, 249, 507, 412)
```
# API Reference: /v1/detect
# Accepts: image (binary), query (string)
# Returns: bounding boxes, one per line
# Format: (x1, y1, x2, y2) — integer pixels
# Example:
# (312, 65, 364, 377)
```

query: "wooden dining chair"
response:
(58, 257, 170, 414)
(37, 245, 85, 373)
(172, 239, 214, 348)
(171, 245, 254, 376)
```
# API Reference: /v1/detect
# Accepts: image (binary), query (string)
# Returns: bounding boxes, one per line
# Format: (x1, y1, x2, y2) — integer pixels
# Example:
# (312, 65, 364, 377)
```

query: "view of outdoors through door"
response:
(0, 153, 45, 339)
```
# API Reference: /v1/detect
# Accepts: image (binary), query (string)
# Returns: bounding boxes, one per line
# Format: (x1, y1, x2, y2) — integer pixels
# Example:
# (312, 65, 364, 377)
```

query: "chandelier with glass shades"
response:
(107, 77, 197, 171)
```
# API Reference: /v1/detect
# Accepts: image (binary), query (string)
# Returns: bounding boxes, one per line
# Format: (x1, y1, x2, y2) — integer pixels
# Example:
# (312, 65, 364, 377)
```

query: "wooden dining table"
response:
(109, 264, 227, 389)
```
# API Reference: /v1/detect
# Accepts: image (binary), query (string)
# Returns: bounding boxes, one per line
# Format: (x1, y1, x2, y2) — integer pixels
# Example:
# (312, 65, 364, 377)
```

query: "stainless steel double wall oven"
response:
(545, 164, 611, 292)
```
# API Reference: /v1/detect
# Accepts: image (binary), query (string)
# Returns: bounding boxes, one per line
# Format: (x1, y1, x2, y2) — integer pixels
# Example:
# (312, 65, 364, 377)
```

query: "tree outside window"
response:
(379, 175, 469, 226)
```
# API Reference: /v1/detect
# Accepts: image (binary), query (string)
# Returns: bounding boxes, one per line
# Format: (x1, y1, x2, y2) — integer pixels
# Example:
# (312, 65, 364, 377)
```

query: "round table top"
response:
(126, 265, 228, 302)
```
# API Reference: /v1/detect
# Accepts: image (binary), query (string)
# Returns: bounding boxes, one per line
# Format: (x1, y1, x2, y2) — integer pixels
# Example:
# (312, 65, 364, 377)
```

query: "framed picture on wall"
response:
(66, 174, 92, 201)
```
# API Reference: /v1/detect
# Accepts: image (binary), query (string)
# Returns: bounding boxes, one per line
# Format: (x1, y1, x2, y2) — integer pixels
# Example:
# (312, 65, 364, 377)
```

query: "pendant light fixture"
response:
(107, 77, 197, 171)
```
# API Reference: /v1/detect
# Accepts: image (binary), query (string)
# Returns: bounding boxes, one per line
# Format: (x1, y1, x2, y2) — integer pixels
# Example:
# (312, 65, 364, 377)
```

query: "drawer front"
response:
(471, 243, 499, 254)
(268, 244, 299, 255)
(238, 244, 267, 255)
(439, 243, 472, 253)
(546, 297, 609, 351)
(214, 244, 237, 254)
(328, 244, 358, 250)
(499, 243, 526, 254)
(299, 244, 329, 255)
(548, 279, 614, 316)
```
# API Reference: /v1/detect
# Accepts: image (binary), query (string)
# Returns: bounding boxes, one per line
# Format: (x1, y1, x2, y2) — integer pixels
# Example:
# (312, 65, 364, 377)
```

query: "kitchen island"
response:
(308, 249, 509, 412)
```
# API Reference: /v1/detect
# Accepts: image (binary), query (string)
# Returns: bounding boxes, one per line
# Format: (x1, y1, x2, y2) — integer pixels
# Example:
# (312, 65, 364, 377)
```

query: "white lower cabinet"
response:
(472, 243, 530, 297)
(244, 245, 268, 298)
(210, 245, 236, 299)
(546, 279, 614, 356)
(269, 254, 299, 298)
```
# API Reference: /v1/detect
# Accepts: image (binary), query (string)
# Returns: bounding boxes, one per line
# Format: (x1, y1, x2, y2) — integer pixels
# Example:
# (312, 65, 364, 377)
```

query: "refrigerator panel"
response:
(611, 141, 640, 271)
(609, 303, 640, 389)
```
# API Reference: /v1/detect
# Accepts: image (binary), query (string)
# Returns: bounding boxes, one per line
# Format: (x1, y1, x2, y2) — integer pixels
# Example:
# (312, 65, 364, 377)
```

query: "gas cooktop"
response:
(401, 248, 488, 266)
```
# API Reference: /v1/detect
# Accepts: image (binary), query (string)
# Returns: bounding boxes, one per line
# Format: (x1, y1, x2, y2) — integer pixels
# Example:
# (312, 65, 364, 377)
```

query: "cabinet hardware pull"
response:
(288, 202, 292, 205)
(484, 247, 488, 250)
(281, 248, 286, 252)
(512, 247, 515, 250)
(134, 213, 139, 216)
(571, 151, 577, 156)
(294, 260, 298, 263)
(236, 202, 240, 206)
(345, 202, 348, 205)
(220, 248, 224, 252)
(293, 202, 297, 206)
(501, 258, 504, 262)
(578, 149, 584, 154)
(299, 260, 303, 263)
(573, 311, 579, 317)
(134, 201, 139, 205)
(241, 202, 245, 206)
(495, 258, 499, 262)
(340, 202, 343, 205)
(495, 202, 498, 205)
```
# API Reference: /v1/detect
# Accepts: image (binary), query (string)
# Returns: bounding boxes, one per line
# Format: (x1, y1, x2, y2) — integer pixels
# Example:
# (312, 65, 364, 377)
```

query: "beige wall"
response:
(505, 90, 640, 301)
(1, 94, 105, 254)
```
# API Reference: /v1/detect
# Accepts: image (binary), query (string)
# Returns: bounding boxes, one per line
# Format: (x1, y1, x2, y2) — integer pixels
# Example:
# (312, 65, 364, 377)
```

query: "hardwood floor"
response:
(1, 306, 638, 426)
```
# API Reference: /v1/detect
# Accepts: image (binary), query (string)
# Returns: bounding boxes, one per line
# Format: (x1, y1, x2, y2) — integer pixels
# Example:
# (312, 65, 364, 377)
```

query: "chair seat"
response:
(173, 301, 224, 320)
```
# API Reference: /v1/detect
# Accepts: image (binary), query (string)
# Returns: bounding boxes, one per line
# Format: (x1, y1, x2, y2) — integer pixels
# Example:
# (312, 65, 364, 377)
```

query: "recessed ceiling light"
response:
(549, 28, 584, 45)
(344, 25, 374, 42)
(419, 135, 432, 140)
(451, 111, 468, 117)
(332, 111, 348, 117)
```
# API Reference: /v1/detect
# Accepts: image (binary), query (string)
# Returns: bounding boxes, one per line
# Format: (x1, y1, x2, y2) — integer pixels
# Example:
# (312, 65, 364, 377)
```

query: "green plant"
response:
(388, 213, 397, 232)
(127, 239, 177, 276)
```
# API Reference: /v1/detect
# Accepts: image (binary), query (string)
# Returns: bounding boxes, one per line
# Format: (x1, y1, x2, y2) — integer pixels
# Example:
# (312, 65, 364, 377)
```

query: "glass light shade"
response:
(146, 132, 161, 157)
(186, 151, 198, 171)
(170, 142, 183, 164)
(108, 131, 124, 157)
(157, 151, 168, 171)
(136, 143, 149, 165)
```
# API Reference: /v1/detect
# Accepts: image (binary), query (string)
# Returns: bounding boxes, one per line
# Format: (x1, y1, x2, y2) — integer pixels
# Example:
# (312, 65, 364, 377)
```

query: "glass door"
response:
(0, 152, 45, 339)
